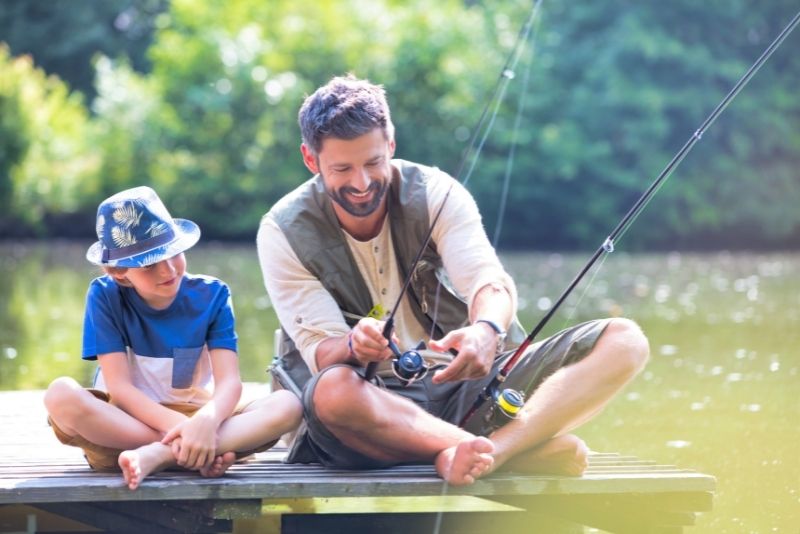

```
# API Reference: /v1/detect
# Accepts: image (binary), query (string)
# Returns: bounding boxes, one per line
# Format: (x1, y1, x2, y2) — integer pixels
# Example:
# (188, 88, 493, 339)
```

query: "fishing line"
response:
(559, 250, 611, 325)
(430, 4, 545, 532)
(365, 0, 543, 381)
(492, 8, 541, 248)
(457, 1, 543, 189)
(516, 250, 611, 396)
(460, 8, 800, 427)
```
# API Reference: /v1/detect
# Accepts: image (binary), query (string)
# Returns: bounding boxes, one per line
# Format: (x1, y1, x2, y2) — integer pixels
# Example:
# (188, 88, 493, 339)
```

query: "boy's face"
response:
(121, 253, 186, 309)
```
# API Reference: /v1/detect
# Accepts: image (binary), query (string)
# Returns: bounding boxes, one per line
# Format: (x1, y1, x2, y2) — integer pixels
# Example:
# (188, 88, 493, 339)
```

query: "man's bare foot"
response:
(199, 451, 237, 478)
(118, 442, 175, 490)
(435, 436, 495, 486)
(495, 434, 589, 476)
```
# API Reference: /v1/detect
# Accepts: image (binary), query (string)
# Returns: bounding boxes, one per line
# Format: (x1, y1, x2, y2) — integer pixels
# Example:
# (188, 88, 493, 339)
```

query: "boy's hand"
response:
(162, 413, 219, 470)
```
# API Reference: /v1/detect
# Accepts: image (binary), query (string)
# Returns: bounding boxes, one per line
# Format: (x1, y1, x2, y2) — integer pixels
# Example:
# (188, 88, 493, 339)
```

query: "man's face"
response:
(302, 128, 395, 219)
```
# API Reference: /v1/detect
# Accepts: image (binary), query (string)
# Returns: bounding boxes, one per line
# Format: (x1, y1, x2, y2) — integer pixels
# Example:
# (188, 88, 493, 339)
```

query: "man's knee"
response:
(603, 318, 650, 377)
(311, 366, 367, 426)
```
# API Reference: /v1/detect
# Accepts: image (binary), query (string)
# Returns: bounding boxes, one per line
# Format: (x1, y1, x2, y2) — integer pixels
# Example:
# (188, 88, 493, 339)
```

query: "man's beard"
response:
(327, 178, 389, 217)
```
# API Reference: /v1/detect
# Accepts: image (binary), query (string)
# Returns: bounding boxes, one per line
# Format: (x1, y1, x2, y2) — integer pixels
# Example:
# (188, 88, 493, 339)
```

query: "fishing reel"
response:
(481, 387, 525, 433)
(387, 339, 432, 386)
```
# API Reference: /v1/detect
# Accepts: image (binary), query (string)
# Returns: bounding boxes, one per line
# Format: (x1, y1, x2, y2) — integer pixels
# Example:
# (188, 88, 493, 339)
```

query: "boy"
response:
(45, 186, 301, 490)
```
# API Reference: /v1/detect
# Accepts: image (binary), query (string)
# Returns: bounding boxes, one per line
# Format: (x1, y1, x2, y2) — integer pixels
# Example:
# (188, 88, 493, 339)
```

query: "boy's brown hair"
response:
(103, 266, 133, 287)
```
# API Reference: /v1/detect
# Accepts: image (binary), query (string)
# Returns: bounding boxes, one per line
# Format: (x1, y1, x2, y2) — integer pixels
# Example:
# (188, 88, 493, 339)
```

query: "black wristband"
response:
(475, 319, 507, 354)
(475, 319, 505, 335)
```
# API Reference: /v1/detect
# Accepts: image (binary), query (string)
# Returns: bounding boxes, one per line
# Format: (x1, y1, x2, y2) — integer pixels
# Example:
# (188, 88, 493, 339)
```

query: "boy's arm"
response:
(162, 348, 242, 469)
(98, 352, 187, 433)
(193, 348, 242, 428)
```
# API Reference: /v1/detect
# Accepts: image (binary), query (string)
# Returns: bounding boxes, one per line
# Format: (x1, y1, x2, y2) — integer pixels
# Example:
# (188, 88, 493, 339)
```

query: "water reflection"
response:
(0, 242, 798, 532)
(0, 241, 279, 389)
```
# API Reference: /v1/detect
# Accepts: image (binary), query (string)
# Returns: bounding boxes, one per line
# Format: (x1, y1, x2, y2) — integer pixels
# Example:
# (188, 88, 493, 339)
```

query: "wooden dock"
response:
(0, 389, 715, 533)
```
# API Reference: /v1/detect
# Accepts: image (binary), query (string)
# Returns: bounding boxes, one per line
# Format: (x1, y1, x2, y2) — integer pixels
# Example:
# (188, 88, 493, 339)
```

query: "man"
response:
(257, 75, 649, 486)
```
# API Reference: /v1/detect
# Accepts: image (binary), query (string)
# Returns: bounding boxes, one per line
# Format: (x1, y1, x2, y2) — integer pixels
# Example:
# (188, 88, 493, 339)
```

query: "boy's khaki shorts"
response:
(48, 389, 276, 470)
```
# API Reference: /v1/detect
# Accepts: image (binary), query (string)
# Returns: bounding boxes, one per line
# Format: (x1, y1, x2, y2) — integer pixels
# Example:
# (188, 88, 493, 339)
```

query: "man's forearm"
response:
(315, 334, 359, 370)
(469, 282, 514, 329)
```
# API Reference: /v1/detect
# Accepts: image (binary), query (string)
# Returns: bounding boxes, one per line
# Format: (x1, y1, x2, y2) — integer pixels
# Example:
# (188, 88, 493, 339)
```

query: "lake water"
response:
(0, 241, 797, 532)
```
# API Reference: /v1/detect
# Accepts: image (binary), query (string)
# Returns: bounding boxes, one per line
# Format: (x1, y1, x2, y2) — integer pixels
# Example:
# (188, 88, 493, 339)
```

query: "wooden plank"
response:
(259, 496, 523, 514)
(0, 434, 717, 504)
(171, 499, 263, 520)
(92, 501, 234, 532)
(0, 388, 716, 534)
(0, 464, 716, 504)
(277, 510, 584, 534)
(34, 501, 244, 533)
(0, 503, 99, 533)
(34, 503, 185, 534)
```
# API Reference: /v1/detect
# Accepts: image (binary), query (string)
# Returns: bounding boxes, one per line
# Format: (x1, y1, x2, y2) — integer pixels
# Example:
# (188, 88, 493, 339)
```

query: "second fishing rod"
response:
(457, 8, 800, 430)
(365, 8, 800, 435)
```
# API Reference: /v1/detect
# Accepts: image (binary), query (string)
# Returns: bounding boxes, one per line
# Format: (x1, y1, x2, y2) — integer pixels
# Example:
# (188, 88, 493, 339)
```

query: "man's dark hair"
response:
(298, 74, 395, 156)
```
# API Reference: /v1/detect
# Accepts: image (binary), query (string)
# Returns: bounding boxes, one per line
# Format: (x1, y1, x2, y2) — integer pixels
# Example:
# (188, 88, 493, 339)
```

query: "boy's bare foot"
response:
(199, 451, 237, 478)
(435, 436, 495, 486)
(495, 434, 589, 476)
(118, 442, 175, 490)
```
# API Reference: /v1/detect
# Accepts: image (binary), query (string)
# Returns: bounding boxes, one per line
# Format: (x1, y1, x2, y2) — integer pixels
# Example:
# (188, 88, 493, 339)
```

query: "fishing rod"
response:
(459, 9, 800, 429)
(364, 1, 543, 383)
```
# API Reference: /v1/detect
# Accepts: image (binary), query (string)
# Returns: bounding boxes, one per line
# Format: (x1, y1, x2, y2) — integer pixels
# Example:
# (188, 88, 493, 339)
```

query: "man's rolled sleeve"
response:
(427, 171, 518, 317)
(257, 216, 350, 374)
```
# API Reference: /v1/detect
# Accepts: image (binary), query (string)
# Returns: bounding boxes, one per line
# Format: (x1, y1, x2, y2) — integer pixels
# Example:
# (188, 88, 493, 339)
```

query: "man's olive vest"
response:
(267, 159, 522, 391)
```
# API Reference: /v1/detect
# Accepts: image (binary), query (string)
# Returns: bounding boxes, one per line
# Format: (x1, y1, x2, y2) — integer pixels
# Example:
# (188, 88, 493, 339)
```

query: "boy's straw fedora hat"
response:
(86, 186, 200, 268)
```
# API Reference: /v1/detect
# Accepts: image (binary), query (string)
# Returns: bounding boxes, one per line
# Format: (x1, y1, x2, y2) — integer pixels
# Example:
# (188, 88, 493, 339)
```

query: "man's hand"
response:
(161, 413, 219, 470)
(348, 317, 398, 366)
(428, 323, 498, 383)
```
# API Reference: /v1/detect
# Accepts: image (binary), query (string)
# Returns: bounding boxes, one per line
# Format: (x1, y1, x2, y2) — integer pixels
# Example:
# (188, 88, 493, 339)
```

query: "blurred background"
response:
(2, 0, 799, 249)
(1, 1, 798, 532)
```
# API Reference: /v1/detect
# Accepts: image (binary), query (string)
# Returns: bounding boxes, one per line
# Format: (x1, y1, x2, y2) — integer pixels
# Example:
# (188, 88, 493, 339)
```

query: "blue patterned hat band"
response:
(86, 186, 201, 268)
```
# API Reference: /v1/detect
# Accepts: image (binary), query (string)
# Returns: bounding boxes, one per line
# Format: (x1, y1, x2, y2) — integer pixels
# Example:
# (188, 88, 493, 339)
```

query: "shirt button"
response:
(381, 288, 387, 295)
(373, 246, 379, 253)
(379, 268, 384, 274)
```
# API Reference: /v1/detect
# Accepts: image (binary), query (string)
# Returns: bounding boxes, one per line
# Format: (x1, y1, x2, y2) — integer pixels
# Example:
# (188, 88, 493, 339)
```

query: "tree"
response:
(88, 0, 499, 238)
(471, 0, 800, 250)
(0, 0, 167, 101)
(2, 1, 799, 249)
(0, 45, 98, 236)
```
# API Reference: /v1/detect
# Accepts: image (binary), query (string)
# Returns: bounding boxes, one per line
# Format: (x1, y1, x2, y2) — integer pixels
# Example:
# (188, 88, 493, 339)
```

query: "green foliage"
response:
(0, 45, 99, 235)
(471, 0, 800, 250)
(1, 1, 800, 249)
(0, 0, 166, 101)
(83, 0, 498, 238)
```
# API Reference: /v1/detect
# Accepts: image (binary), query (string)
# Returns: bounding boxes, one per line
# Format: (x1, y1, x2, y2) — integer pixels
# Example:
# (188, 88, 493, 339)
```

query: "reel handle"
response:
(364, 340, 427, 383)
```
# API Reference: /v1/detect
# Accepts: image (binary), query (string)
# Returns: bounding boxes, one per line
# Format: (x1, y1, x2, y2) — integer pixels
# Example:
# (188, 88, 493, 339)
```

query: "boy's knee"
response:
(273, 389, 303, 423)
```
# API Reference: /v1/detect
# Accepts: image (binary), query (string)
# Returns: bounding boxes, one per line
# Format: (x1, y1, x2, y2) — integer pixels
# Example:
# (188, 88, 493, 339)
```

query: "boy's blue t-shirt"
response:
(82, 273, 237, 405)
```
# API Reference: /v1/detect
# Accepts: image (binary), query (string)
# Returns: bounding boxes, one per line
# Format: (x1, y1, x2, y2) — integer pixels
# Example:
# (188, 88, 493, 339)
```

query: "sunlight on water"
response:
(501, 250, 800, 533)
(0, 243, 797, 533)
(666, 440, 691, 449)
